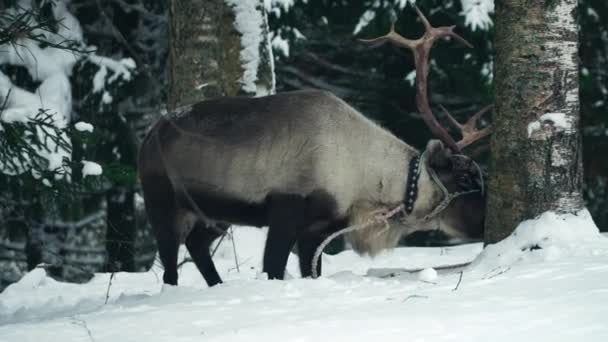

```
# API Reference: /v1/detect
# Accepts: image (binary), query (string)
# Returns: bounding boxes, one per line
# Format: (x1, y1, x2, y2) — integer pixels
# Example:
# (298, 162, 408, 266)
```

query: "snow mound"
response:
(0, 268, 94, 323)
(470, 209, 607, 274)
(418, 267, 438, 282)
(0, 268, 161, 325)
(3, 222, 608, 341)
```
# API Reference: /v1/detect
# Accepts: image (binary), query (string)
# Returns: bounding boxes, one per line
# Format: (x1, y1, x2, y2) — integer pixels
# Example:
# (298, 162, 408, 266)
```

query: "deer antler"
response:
(439, 104, 493, 150)
(360, 6, 490, 153)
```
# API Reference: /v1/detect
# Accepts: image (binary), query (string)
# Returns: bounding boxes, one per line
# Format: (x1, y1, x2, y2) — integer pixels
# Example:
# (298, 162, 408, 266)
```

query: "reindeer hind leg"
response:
(185, 221, 227, 287)
(143, 180, 180, 286)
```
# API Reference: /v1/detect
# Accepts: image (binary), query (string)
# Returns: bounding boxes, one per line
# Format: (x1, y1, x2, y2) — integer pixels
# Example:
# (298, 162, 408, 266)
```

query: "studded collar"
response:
(404, 155, 421, 214)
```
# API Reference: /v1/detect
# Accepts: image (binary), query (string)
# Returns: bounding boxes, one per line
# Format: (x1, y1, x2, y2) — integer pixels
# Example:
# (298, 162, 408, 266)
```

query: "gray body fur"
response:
(139, 90, 483, 284)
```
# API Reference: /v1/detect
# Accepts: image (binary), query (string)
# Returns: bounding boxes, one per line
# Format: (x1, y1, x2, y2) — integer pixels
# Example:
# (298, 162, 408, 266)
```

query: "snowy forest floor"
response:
(1, 211, 608, 342)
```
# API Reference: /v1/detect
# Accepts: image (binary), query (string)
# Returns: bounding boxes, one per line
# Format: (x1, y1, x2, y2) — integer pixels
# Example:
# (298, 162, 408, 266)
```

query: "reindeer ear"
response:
(424, 139, 451, 169)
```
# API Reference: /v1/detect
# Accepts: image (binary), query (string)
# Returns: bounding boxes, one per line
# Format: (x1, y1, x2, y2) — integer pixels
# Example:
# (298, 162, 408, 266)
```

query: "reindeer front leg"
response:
(263, 194, 304, 279)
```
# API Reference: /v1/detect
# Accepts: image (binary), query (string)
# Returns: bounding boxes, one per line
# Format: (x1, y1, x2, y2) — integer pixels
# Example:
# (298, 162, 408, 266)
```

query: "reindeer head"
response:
(362, 6, 491, 241)
(424, 140, 485, 240)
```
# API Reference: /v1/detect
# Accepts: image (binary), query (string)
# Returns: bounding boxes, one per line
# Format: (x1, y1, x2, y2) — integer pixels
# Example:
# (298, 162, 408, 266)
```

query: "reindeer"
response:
(138, 7, 491, 287)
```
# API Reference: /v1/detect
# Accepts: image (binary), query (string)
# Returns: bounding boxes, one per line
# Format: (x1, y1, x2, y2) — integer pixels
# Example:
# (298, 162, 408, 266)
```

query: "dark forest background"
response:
(0, 0, 606, 290)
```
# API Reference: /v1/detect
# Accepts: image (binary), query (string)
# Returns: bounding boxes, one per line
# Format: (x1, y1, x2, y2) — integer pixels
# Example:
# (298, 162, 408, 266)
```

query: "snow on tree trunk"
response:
(486, 0, 584, 243)
(168, 0, 274, 109)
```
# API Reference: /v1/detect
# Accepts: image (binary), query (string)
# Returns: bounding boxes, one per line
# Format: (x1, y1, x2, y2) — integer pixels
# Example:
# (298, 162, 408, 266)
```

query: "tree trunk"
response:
(486, 0, 583, 243)
(105, 189, 136, 272)
(168, 0, 274, 109)
(102, 114, 139, 273)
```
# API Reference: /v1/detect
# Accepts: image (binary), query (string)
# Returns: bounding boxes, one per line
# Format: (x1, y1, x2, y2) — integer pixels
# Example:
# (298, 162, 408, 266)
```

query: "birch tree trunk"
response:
(168, 0, 274, 109)
(485, 0, 583, 243)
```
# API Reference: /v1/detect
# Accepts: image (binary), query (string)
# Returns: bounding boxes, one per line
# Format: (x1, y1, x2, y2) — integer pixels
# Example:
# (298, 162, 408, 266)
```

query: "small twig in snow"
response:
(419, 280, 438, 285)
(230, 226, 240, 273)
(149, 262, 160, 283)
(177, 257, 193, 269)
(211, 233, 227, 257)
(228, 257, 252, 273)
(104, 272, 115, 304)
(402, 294, 429, 302)
(452, 271, 463, 291)
(71, 317, 95, 342)
(482, 266, 511, 280)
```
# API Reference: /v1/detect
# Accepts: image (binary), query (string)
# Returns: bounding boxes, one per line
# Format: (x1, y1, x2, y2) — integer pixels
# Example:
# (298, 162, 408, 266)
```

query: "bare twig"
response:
(482, 266, 511, 280)
(0, 6, 92, 54)
(303, 52, 382, 79)
(452, 271, 463, 291)
(94, 0, 166, 99)
(71, 317, 96, 342)
(376, 261, 472, 279)
(230, 226, 240, 273)
(228, 257, 252, 273)
(104, 272, 115, 304)
(278, 66, 353, 97)
(0, 88, 11, 115)
(211, 233, 227, 257)
(402, 294, 429, 302)
(177, 257, 193, 269)
(149, 258, 161, 283)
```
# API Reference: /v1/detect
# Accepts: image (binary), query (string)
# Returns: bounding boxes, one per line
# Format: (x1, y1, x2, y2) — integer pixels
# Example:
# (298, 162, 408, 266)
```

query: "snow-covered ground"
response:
(1, 210, 608, 341)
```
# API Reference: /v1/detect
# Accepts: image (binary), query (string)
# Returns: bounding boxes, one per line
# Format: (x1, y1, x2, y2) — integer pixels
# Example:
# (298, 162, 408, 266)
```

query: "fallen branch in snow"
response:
(453, 271, 464, 291)
(373, 261, 473, 279)
(104, 272, 115, 304)
(402, 294, 429, 302)
(482, 266, 511, 280)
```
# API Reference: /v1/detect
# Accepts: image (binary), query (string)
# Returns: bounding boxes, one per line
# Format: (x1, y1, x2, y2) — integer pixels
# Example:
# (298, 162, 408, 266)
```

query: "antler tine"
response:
(414, 5, 432, 32)
(467, 104, 494, 125)
(444, 26, 474, 49)
(439, 104, 493, 150)
(439, 104, 464, 130)
(413, 6, 473, 48)
(358, 22, 418, 51)
(459, 126, 492, 150)
(360, 7, 477, 153)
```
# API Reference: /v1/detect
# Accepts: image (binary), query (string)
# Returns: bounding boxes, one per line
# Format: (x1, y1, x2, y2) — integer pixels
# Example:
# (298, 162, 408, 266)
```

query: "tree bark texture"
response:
(486, 0, 584, 243)
(168, 0, 274, 109)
